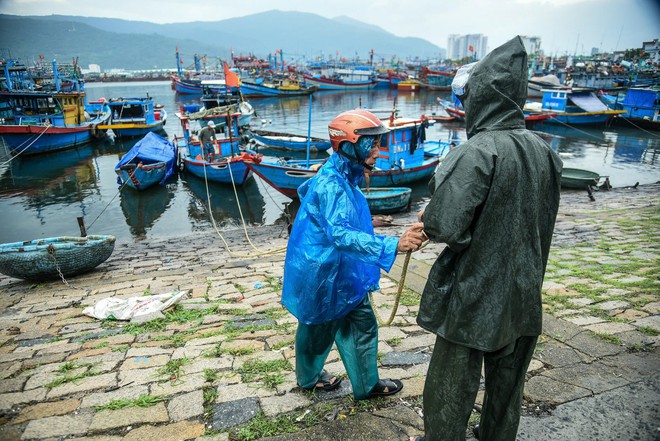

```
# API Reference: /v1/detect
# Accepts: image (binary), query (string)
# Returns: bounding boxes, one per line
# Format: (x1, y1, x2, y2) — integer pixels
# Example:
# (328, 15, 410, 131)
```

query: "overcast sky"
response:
(2, 0, 659, 56)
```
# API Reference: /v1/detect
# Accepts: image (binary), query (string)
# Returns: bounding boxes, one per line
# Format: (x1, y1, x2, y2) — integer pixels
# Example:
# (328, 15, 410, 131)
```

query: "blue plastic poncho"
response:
(282, 137, 399, 325)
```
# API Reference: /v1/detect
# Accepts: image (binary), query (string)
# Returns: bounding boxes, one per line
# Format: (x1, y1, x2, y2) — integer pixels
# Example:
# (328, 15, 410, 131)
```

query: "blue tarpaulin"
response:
(116, 132, 178, 184)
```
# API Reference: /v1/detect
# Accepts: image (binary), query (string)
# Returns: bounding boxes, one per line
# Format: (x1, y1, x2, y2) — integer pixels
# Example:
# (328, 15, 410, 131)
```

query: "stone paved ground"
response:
(0, 183, 658, 441)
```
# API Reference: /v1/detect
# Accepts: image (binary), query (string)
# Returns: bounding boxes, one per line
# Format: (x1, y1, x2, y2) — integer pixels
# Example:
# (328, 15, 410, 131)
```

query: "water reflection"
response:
(183, 175, 266, 230)
(119, 183, 176, 238)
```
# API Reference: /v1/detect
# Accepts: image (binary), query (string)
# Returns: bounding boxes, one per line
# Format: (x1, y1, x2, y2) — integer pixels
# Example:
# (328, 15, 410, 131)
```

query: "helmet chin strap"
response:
(337, 147, 373, 171)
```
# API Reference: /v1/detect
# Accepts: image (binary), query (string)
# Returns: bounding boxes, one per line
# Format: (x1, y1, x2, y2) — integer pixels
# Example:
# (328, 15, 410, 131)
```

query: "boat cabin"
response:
(540, 89, 610, 114)
(375, 117, 429, 170)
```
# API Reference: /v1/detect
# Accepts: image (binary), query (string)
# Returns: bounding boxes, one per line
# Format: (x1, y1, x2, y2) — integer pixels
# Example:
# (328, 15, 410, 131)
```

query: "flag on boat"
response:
(224, 62, 240, 89)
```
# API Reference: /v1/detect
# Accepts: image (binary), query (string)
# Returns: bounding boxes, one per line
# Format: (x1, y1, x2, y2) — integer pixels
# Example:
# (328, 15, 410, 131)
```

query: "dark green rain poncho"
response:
(418, 36, 563, 352)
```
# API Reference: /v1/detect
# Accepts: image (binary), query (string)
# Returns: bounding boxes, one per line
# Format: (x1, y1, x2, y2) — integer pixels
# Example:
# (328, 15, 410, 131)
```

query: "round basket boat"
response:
(0, 235, 116, 281)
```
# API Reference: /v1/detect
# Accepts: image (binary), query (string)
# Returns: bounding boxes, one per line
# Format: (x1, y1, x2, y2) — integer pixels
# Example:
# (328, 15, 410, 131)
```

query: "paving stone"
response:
(0, 376, 26, 394)
(394, 333, 435, 352)
(80, 384, 149, 409)
(0, 387, 47, 410)
(120, 354, 171, 370)
(123, 421, 206, 441)
(564, 315, 605, 326)
(567, 297, 596, 307)
(168, 389, 205, 421)
(126, 346, 173, 357)
(542, 314, 584, 341)
(640, 302, 660, 315)
(215, 382, 275, 403)
(211, 397, 260, 431)
(172, 343, 217, 360)
(617, 275, 647, 283)
(524, 375, 592, 404)
(584, 321, 637, 334)
(149, 371, 206, 396)
(534, 340, 593, 368)
(565, 331, 624, 358)
(614, 309, 649, 321)
(634, 315, 660, 331)
(542, 362, 631, 394)
(21, 411, 93, 440)
(89, 402, 169, 431)
(118, 366, 162, 386)
(13, 398, 81, 424)
(185, 355, 233, 373)
(527, 359, 544, 372)
(594, 300, 630, 311)
(47, 372, 117, 399)
(260, 392, 314, 417)
(381, 351, 431, 366)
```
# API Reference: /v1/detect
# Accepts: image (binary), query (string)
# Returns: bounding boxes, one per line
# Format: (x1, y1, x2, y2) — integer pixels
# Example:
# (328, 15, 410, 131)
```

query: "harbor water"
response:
(1, 80, 658, 244)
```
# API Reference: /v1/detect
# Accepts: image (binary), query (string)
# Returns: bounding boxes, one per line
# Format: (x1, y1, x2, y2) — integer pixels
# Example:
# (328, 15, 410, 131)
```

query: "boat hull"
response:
(362, 187, 412, 214)
(182, 157, 253, 185)
(248, 130, 330, 152)
(116, 162, 168, 191)
(240, 81, 315, 97)
(561, 167, 601, 189)
(0, 125, 93, 155)
(303, 75, 378, 91)
(0, 235, 116, 281)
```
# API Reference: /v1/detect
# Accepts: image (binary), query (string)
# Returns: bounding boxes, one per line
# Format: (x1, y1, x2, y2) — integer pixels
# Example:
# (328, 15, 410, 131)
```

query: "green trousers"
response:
(295, 296, 379, 400)
(423, 335, 537, 441)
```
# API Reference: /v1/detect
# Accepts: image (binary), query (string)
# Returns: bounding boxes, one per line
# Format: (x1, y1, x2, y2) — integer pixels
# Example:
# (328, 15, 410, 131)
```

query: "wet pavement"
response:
(0, 183, 658, 441)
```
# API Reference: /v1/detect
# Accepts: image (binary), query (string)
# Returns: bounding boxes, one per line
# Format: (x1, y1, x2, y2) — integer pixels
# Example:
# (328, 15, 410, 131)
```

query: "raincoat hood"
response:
(461, 36, 528, 139)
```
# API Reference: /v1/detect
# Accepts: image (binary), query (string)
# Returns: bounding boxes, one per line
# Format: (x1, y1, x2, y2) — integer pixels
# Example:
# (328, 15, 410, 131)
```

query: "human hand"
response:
(397, 222, 427, 253)
(417, 207, 425, 223)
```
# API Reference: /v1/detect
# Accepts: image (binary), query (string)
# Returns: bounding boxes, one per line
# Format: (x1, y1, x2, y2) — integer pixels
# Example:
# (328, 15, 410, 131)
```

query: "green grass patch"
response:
(385, 337, 402, 347)
(111, 345, 129, 353)
(638, 326, 660, 336)
(46, 362, 97, 389)
(92, 341, 109, 349)
(203, 368, 218, 382)
(95, 394, 168, 411)
(233, 413, 299, 441)
(271, 338, 295, 351)
(399, 288, 421, 306)
(237, 358, 292, 385)
(589, 331, 622, 345)
(157, 357, 190, 382)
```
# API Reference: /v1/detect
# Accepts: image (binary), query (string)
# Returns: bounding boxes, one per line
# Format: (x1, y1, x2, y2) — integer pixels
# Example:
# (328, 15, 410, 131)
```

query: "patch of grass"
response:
(589, 331, 622, 345)
(233, 412, 298, 441)
(143, 289, 152, 296)
(203, 386, 218, 408)
(95, 394, 168, 411)
(157, 357, 190, 382)
(385, 337, 402, 347)
(271, 339, 295, 351)
(237, 358, 292, 385)
(638, 326, 660, 336)
(399, 288, 421, 306)
(233, 283, 246, 294)
(92, 341, 109, 349)
(203, 368, 218, 382)
(111, 345, 129, 353)
(46, 362, 97, 389)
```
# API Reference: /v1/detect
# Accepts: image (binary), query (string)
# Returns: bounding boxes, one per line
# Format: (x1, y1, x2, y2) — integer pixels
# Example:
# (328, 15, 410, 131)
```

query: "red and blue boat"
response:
(245, 113, 439, 198)
(175, 111, 261, 186)
(0, 59, 111, 156)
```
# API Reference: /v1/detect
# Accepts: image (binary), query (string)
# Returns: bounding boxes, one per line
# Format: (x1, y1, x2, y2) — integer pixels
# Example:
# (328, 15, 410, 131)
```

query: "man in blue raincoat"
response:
(282, 109, 426, 400)
(412, 36, 563, 440)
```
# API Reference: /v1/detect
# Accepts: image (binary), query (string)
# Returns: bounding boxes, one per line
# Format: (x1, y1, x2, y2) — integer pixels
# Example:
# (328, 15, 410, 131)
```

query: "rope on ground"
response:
(202, 160, 287, 258)
(369, 250, 413, 327)
(0, 124, 52, 165)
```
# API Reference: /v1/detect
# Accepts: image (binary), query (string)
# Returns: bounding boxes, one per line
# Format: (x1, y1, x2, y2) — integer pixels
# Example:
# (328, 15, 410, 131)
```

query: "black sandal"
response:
(369, 378, 403, 397)
(302, 370, 342, 392)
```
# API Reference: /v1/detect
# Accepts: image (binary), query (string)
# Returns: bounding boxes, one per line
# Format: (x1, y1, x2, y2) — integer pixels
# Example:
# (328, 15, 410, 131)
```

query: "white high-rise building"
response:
(520, 36, 542, 55)
(447, 34, 488, 61)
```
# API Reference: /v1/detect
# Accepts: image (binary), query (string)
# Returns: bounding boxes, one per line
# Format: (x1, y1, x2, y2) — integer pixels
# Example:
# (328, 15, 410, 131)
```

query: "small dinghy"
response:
(0, 235, 116, 281)
(561, 168, 602, 189)
(362, 187, 412, 214)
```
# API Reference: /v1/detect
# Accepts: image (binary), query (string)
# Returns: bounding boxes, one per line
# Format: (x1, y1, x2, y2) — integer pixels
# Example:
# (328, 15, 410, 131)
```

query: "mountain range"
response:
(0, 11, 443, 71)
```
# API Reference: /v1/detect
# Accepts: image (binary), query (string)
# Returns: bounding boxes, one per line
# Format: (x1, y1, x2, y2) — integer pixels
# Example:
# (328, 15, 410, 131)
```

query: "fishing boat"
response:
(180, 88, 254, 129)
(524, 89, 626, 125)
(175, 111, 261, 186)
(420, 67, 455, 90)
(115, 132, 178, 191)
(397, 78, 423, 92)
(437, 97, 558, 124)
(561, 167, 603, 189)
(0, 59, 112, 155)
(362, 187, 411, 214)
(170, 50, 226, 94)
(303, 68, 378, 91)
(423, 140, 455, 158)
(97, 96, 167, 138)
(599, 88, 660, 130)
(0, 235, 116, 281)
(240, 75, 317, 97)
(245, 129, 331, 152)
(246, 112, 440, 198)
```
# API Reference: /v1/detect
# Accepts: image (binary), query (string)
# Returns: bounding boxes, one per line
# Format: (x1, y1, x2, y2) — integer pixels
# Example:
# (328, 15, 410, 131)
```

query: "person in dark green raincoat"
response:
(413, 36, 563, 441)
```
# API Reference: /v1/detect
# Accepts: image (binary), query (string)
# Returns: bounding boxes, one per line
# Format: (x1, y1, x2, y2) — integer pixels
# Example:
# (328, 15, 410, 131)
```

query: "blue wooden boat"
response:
(599, 88, 660, 131)
(97, 96, 167, 138)
(240, 75, 316, 97)
(362, 187, 411, 214)
(175, 112, 261, 186)
(423, 140, 455, 158)
(524, 89, 626, 125)
(303, 68, 378, 91)
(179, 92, 254, 129)
(0, 59, 111, 155)
(115, 132, 178, 191)
(170, 51, 227, 94)
(0, 235, 116, 281)
(246, 113, 439, 198)
(246, 129, 331, 152)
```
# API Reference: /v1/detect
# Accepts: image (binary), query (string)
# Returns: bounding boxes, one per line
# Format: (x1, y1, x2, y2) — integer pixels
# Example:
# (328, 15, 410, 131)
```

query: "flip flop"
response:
(369, 378, 403, 397)
(303, 370, 342, 392)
